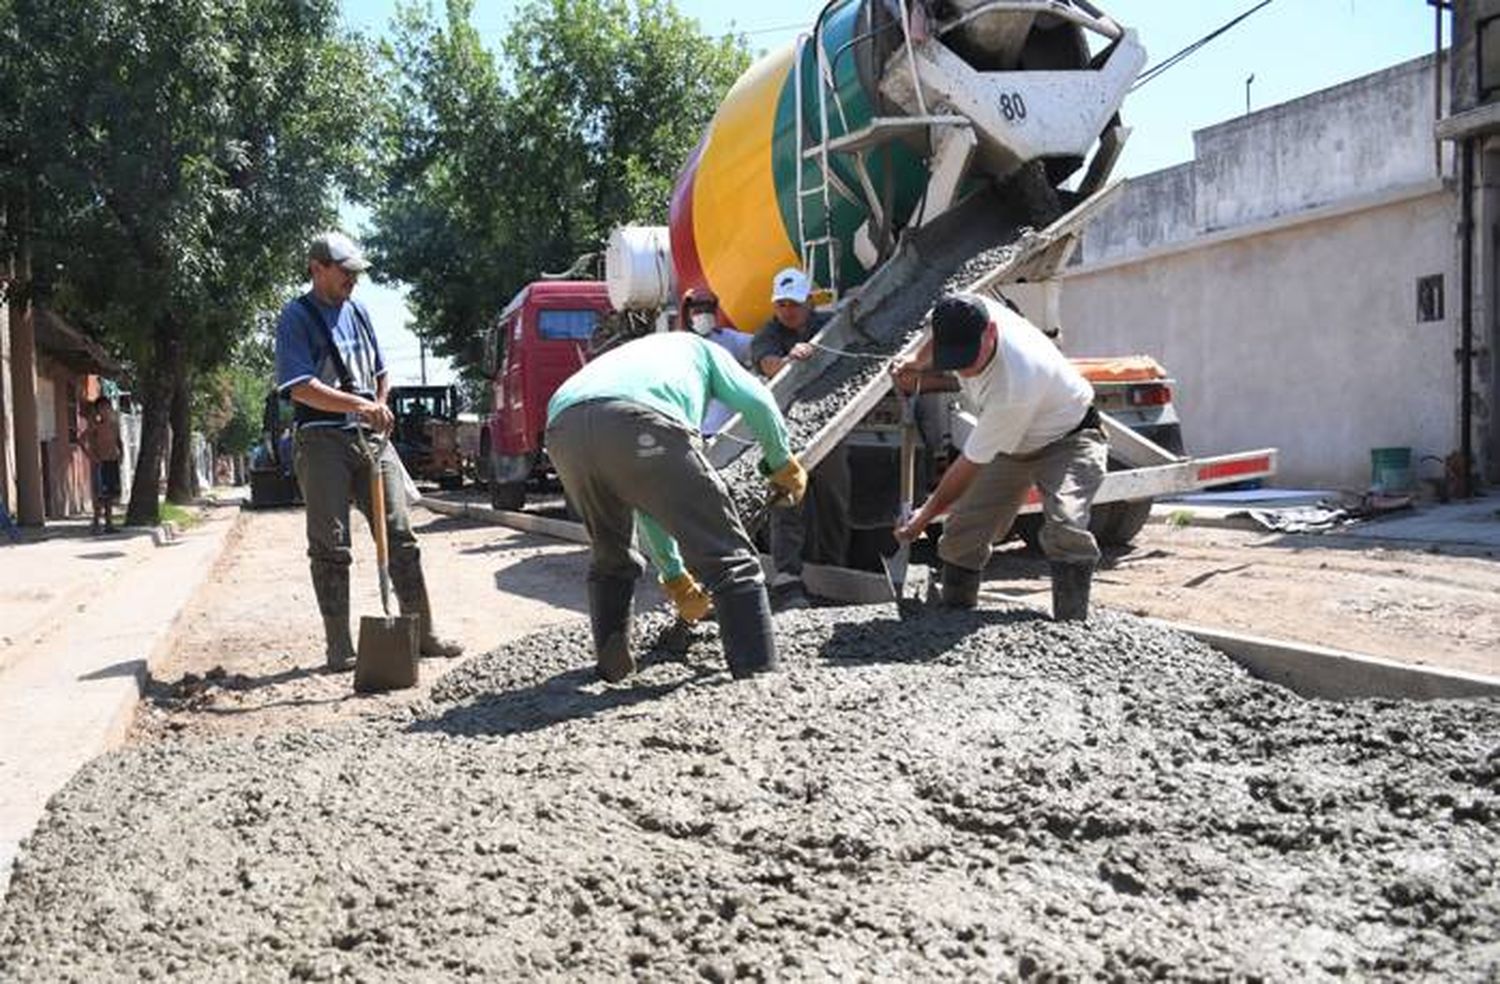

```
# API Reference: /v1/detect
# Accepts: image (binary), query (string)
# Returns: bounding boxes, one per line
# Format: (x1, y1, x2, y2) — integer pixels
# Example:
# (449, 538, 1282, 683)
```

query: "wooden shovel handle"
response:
(370, 447, 389, 569)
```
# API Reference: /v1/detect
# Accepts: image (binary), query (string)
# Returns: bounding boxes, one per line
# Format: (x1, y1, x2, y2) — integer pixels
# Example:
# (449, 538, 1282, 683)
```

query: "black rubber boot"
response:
(389, 556, 463, 658)
(588, 574, 637, 682)
(311, 564, 354, 670)
(939, 562, 982, 609)
(322, 616, 355, 671)
(715, 585, 778, 680)
(1050, 562, 1093, 622)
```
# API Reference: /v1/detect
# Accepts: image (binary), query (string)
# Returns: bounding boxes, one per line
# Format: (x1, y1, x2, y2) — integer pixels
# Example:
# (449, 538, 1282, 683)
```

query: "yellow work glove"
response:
(765, 456, 808, 507)
(662, 572, 712, 623)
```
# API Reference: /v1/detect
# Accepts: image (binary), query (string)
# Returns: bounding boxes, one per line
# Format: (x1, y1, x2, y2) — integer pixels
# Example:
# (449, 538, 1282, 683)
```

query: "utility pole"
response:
(419, 338, 428, 385)
(1245, 73, 1255, 116)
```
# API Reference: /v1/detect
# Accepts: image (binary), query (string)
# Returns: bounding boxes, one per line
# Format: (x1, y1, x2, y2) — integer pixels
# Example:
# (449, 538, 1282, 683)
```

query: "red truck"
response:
(479, 280, 613, 511)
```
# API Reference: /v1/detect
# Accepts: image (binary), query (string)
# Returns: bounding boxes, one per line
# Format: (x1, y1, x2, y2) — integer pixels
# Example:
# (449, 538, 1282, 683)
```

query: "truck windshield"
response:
(537, 309, 597, 341)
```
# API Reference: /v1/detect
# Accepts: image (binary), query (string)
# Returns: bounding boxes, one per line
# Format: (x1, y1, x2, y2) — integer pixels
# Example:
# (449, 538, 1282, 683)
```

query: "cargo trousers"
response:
(769, 442, 851, 579)
(293, 426, 420, 620)
(545, 399, 765, 595)
(938, 426, 1109, 572)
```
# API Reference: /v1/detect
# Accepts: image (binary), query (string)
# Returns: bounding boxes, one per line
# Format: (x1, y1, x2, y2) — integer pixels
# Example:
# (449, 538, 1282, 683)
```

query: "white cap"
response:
(771, 267, 811, 304)
(308, 231, 370, 272)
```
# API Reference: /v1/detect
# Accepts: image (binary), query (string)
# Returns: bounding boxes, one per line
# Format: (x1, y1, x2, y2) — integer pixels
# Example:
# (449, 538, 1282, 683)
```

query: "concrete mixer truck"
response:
(481, 0, 1275, 548)
(614, 1, 1269, 548)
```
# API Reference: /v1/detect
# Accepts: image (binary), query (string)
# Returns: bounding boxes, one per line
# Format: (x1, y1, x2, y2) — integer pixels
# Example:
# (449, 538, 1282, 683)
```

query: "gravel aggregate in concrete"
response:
(2, 604, 1497, 981)
(721, 238, 1025, 525)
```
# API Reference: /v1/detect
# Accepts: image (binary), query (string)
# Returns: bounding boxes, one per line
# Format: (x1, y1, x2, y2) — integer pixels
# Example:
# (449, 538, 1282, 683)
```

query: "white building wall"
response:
(1057, 54, 1459, 490)
(1060, 191, 1457, 490)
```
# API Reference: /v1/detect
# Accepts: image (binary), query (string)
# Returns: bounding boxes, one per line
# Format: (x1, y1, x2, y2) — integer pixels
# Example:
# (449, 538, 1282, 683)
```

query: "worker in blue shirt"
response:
(546, 331, 807, 683)
(274, 231, 462, 670)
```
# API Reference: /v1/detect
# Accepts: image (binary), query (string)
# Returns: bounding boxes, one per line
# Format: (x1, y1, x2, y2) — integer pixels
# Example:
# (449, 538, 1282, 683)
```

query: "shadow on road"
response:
(78, 659, 146, 682)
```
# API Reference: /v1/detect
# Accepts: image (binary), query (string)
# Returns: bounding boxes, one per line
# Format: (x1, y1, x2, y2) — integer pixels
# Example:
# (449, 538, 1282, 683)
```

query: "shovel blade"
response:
(355, 614, 420, 693)
(880, 546, 922, 620)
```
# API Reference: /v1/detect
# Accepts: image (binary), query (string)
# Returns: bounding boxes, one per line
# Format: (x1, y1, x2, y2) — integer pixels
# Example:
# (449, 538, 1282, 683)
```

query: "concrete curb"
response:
(1147, 619, 1500, 702)
(419, 496, 589, 544)
(977, 588, 1500, 702)
(0, 504, 243, 896)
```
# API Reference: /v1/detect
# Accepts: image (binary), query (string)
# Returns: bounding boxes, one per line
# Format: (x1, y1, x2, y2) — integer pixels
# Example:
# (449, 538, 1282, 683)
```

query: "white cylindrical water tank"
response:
(605, 225, 674, 311)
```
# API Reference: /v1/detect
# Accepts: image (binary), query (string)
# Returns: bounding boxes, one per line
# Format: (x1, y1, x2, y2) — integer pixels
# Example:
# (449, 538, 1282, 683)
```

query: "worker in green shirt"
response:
(546, 332, 807, 682)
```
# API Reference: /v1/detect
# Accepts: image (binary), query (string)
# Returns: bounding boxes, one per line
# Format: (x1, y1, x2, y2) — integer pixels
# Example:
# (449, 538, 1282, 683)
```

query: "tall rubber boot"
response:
(715, 585, 778, 680)
(389, 556, 463, 658)
(311, 564, 355, 670)
(940, 562, 981, 609)
(1050, 563, 1093, 622)
(588, 574, 637, 683)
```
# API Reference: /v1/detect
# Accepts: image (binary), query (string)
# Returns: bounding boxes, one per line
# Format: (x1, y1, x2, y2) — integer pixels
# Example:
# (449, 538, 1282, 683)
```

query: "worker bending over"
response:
(545, 332, 807, 682)
(750, 267, 851, 610)
(892, 292, 1106, 620)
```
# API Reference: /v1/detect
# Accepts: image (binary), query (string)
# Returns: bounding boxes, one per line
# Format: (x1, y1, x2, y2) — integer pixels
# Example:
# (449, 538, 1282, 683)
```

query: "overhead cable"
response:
(1131, 0, 1275, 92)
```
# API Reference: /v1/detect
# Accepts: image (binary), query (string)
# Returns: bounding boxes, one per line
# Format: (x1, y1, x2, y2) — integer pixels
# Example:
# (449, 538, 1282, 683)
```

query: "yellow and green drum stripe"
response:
(669, 0, 928, 332)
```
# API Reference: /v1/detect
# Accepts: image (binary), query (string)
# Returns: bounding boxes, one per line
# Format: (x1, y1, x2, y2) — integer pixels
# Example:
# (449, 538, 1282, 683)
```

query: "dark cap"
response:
(930, 293, 990, 371)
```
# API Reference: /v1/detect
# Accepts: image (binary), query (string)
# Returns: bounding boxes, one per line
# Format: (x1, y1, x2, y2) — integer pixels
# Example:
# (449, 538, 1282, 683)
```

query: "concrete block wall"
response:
(1080, 55, 1445, 266)
(1060, 190, 1458, 491)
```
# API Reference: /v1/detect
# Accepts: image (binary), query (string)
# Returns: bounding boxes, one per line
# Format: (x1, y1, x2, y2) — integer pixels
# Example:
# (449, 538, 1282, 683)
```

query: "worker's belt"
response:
(292, 389, 378, 427)
(293, 404, 354, 426)
(1064, 405, 1102, 437)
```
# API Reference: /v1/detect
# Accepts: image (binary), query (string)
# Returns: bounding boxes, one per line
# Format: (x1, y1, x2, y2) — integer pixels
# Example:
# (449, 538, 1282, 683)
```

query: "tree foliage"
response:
(195, 330, 275, 458)
(1, 0, 379, 519)
(370, 0, 749, 377)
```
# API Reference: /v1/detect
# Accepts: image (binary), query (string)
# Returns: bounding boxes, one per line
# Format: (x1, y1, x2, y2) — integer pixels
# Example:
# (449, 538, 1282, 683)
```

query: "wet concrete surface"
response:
(2, 604, 1496, 980)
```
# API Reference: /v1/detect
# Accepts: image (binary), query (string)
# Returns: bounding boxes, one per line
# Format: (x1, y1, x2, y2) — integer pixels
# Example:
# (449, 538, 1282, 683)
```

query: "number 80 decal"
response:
(999, 92, 1027, 122)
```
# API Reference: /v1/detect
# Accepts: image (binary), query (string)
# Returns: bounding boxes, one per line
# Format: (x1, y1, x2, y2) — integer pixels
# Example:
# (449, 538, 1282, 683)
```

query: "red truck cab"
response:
(481, 280, 613, 510)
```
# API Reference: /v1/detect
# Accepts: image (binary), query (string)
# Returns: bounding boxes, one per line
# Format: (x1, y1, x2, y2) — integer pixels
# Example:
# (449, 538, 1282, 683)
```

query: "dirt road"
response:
(131, 505, 664, 744)
(132, 504, 1498, 744)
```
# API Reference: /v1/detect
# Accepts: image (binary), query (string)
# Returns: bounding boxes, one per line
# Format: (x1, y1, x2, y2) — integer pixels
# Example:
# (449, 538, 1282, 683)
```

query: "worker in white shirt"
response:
(891, 292, 1107, 620)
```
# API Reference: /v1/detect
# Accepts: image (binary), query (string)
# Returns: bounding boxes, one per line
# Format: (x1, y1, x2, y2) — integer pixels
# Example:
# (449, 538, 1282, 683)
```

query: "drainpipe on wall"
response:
(1459, 136, 1475, 498)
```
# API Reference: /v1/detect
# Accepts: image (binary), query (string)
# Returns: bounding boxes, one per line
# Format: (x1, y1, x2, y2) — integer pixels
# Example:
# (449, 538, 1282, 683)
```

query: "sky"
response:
(340, 0, 1446, 385)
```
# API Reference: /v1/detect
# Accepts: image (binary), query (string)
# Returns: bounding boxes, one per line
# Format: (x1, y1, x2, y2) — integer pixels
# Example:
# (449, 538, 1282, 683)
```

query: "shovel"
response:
(354, 433, 420, 693)
(880, 389, 922, 619)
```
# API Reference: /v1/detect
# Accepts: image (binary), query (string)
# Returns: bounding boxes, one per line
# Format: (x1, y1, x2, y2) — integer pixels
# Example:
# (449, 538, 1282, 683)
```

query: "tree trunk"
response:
(167, 360, 196, 503)
(125, 325, 177, 525)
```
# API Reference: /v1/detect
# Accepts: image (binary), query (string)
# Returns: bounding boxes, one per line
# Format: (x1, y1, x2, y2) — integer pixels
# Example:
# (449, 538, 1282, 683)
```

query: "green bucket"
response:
(1370, 446, 1413, 493)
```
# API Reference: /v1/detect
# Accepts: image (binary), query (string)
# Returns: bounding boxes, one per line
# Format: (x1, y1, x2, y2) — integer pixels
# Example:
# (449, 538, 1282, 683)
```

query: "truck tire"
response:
(1008, 441, 1186, 551)
(1093, 499, 1152, 546)
(1008, 500, 1149, 551)
(490, 481, 526, 512)
(478, 431, 492, 488)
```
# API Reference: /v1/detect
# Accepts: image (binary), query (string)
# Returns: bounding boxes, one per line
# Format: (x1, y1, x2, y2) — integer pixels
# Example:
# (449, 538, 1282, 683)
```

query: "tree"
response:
(1, 0, 378, 522)
(196, 329, 274, 461)
(370, 0, 749, 380)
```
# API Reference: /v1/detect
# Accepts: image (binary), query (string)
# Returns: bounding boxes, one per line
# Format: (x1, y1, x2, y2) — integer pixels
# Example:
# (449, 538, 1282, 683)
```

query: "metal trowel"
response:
(354, 435, 420, 693)
(880, 390, 922, 619)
